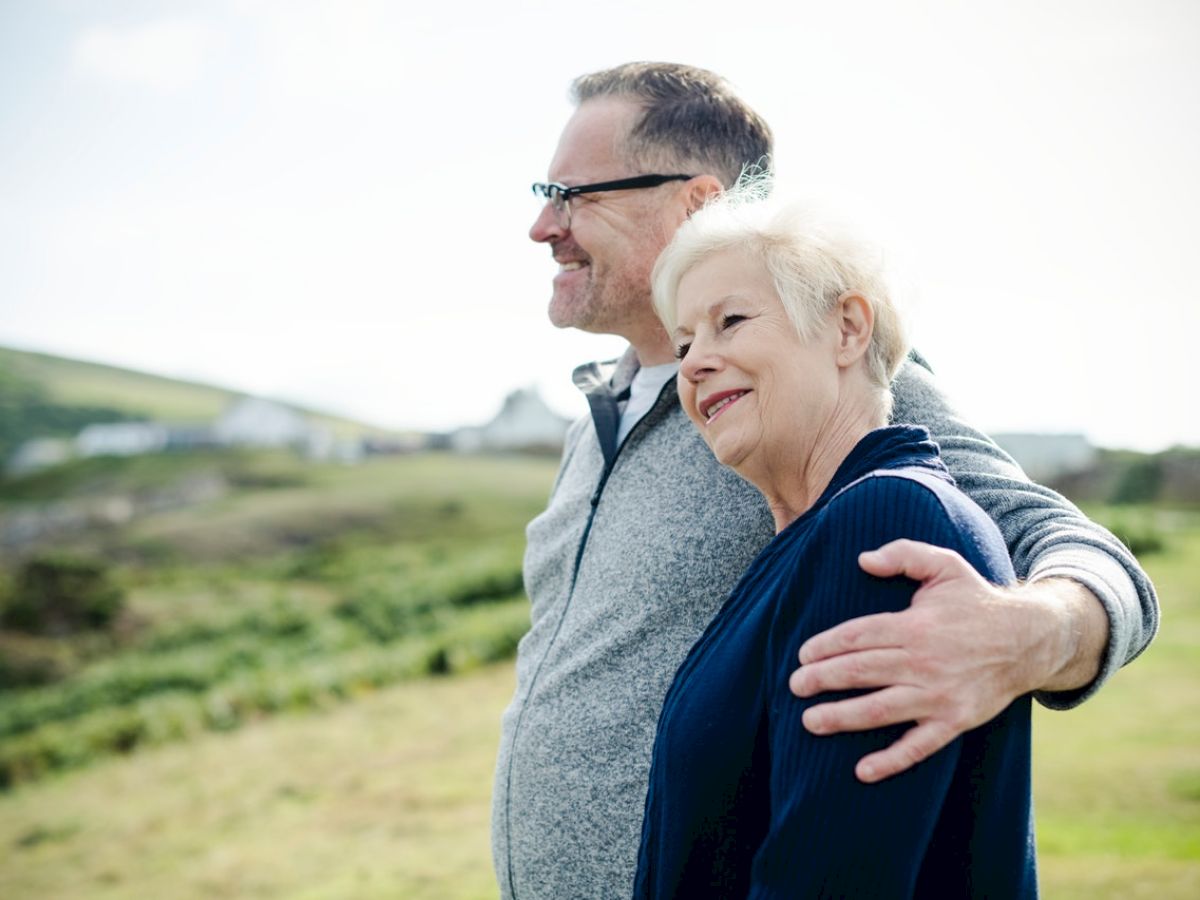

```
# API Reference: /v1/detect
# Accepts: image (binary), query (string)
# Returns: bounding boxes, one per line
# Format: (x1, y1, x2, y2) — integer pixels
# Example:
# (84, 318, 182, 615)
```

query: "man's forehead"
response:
(545, 97, 640, 183)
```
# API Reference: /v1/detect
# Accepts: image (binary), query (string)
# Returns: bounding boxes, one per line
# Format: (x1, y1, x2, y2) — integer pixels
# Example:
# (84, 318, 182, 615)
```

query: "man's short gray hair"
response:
(571, 62, 773, 189)
(652, 185, 909, 399)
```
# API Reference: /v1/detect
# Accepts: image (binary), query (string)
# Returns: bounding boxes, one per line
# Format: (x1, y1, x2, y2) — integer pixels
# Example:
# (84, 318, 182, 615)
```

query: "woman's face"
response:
(673, 249, 840, 477)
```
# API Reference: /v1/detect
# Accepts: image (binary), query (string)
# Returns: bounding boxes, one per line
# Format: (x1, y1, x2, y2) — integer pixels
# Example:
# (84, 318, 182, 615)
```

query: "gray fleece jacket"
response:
(491, 351, 1158, 900)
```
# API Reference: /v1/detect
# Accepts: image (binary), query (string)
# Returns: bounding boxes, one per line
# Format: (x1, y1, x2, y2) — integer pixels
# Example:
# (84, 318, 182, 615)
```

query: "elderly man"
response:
(492, 62, 1157, 899)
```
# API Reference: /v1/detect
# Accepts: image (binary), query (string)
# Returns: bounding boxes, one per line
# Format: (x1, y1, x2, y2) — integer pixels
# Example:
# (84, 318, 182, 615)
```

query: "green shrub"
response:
(0, 597, 532, 790)
(0, 633, 79, 690)
(1, 554, 125, 636)
(1110, 457, 1164, 505)
(1107, 518, 1168, 558)
(333, 550, 523, 642)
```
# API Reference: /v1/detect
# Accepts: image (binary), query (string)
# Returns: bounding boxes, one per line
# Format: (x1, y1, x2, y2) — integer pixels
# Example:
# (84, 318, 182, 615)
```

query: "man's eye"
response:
(674, 342, 691, 360)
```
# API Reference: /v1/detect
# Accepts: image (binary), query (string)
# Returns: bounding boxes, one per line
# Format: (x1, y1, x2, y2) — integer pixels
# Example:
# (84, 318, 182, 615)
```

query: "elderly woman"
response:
(632, 195, 1037, 898)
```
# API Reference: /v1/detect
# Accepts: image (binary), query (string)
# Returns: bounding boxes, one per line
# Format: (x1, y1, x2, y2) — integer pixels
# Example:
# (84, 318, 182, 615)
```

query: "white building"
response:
(451, 388, 570, 453)
(6, 437, 73, 476)
(213, 397, 314, 448)
(77, 422, 169, 457)
(993, 433, 1098, 482)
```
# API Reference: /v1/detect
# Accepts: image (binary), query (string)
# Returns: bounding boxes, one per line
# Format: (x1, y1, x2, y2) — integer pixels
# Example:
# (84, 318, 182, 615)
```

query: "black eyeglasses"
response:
(531, 174, 695, 228)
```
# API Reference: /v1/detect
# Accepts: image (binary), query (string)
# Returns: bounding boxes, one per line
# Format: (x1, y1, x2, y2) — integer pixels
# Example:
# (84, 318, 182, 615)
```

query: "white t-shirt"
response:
(616, 362, 679, 447)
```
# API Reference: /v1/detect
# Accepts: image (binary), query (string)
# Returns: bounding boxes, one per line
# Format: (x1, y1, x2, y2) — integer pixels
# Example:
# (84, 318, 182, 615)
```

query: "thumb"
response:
(859, 538, 960, 583)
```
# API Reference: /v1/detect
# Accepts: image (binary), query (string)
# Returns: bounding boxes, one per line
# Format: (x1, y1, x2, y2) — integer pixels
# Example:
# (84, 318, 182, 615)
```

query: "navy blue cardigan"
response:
(633, 426, 1037, 898)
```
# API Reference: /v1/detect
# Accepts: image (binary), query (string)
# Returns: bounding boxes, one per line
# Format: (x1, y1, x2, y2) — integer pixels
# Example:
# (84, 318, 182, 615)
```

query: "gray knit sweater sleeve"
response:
(891, 358, 1159, 709)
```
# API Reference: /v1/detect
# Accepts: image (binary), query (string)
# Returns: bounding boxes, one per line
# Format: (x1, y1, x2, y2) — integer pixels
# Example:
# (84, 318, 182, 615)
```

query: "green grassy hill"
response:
(1, 345, 244, 423)
(0, 451, 558, 788)
(0, 345, 393, 463)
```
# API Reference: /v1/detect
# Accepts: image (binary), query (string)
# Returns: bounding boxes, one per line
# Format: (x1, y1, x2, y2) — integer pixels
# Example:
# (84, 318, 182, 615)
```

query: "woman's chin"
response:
(711, 441, 749, 471)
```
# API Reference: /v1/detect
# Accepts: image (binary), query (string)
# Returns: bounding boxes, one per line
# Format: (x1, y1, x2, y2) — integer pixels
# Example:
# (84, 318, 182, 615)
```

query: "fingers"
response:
(857, 539, 966, 582)
(789, 648, 911, 697)
(801, 685, 923, 735)
(854, 720, 958, 784)
(797, 611, 904, 666)
(801, 687, 975, 782)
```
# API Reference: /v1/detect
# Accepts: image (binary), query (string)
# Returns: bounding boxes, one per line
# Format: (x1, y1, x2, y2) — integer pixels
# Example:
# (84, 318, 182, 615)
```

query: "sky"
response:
(1, 0, 1198, 451)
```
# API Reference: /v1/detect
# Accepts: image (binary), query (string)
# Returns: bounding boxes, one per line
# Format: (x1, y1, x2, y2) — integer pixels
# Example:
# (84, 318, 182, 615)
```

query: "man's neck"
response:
(628, 328, 677, 368)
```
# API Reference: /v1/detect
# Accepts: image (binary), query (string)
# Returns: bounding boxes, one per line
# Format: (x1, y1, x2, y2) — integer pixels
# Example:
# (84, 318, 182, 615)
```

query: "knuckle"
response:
(927, 686, 954, 709)
(833, 624, 860, 652)
(863, 695, 890, 724)
(942, 704, 973, 734)
(903, 741, 929, 767)
(910, 656, 937, 681)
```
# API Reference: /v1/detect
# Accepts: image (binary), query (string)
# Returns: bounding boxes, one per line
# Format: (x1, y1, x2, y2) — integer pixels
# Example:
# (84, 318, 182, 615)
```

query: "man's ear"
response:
(684, 175, 723, 217)
(834, 291, 875, 368)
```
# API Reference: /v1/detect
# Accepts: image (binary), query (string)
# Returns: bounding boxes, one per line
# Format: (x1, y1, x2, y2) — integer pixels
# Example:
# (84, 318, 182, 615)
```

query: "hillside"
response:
(0, 450, 559, 787)
(0, 345, 391, 463)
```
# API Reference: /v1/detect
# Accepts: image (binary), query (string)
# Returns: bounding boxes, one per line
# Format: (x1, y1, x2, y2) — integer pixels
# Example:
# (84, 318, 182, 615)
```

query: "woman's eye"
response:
(721, 313, 746, 329)
(673, 342, 692, 360)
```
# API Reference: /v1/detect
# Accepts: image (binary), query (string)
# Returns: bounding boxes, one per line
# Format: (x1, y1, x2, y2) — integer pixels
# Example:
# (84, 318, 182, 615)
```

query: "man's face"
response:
(530, 98, 685, 341)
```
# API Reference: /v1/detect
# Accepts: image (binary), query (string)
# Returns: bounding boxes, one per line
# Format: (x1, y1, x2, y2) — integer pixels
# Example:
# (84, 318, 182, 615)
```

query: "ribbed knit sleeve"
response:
(749, 474, 1031, 898)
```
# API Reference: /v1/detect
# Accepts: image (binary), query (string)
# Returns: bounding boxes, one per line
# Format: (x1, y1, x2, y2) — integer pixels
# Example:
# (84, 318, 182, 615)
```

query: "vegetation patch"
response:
(0, 452, 555, 789)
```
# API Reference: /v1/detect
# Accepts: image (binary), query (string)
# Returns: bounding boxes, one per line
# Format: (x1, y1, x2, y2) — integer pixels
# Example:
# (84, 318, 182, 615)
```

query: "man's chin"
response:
(547, 296, 595, 331)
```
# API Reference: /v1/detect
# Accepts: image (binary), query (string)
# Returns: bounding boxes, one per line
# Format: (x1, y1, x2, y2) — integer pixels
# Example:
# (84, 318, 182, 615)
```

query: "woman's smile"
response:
(700, 389, 752, 424)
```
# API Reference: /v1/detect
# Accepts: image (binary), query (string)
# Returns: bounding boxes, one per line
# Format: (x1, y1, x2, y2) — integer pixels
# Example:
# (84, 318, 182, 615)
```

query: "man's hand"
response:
(788, 539, 1109, 783)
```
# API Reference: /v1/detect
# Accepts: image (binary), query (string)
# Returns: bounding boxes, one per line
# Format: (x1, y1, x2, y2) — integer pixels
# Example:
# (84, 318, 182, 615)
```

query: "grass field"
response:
(0, 664, 513, 900)
(1032, 508, 1200, 898)
(0, 451, 1197, 896)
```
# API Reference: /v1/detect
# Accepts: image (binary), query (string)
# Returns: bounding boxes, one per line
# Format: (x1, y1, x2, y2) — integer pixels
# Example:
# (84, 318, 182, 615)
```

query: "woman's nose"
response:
(679, 340, 719, 383)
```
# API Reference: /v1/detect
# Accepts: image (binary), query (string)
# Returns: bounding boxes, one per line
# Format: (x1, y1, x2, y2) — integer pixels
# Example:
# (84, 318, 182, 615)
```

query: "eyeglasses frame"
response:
(531, 173, 695, 228)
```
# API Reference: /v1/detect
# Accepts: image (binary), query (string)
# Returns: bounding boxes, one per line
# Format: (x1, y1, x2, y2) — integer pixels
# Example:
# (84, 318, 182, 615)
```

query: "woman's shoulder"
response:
(825, 465, 963, 520)
(817, 466, 1013, 582)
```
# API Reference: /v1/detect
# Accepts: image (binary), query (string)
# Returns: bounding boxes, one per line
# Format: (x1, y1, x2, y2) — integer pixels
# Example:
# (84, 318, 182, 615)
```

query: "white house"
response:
(212, 397, 314, 448)
(451, 388, 570, 453)
(6, 437, 73, 476)
(77, 422, 169, 458)
(992, 433, 1098, 482)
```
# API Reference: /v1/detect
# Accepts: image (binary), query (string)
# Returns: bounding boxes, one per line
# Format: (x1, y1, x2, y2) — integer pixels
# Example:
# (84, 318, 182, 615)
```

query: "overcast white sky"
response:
(2, 0, 1198, 451)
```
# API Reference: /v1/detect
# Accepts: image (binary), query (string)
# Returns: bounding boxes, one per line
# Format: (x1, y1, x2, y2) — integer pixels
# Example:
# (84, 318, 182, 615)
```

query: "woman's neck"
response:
(750, 399, 886, 533)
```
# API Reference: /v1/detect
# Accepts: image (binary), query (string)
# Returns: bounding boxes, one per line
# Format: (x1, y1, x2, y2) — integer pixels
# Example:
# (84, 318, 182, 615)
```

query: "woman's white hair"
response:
(652, 177, 908, 397)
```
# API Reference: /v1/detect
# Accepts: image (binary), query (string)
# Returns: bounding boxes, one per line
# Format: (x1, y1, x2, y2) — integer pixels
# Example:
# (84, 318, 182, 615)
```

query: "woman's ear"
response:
(834, 291, 874, 368)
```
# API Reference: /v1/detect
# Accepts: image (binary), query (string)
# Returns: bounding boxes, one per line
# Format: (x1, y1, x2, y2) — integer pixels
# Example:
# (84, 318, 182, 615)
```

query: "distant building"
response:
(302, 425, 367, 464)
(77, 422, 169, 458)
(363, 433, 428, 455)
(992, 433, 1098, 482)
(212, 397, 314, 448)
(451, 388, 570, 453)
(6, 438, 74, 476)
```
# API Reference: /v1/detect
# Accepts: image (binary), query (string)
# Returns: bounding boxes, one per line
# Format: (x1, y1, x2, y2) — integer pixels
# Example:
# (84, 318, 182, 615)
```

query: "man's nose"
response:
(530, 202, 566, 243)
